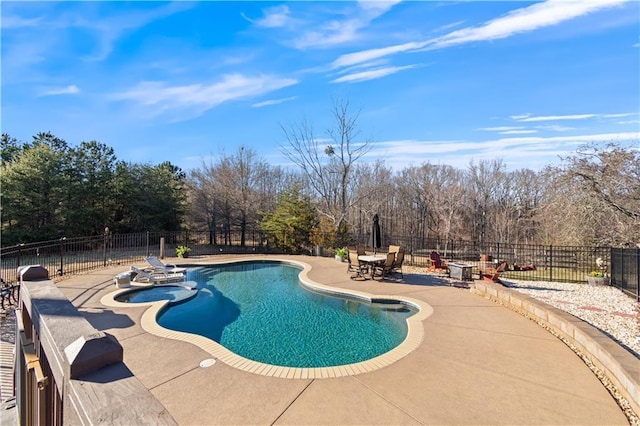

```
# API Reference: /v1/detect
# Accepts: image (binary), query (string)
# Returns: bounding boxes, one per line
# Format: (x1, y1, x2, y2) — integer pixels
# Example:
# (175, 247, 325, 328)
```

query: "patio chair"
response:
(373, 252, 396, 280)
(348, 246, 367, 256)
(145, 256, 187, 274)
(130, 266, 185, 284)
(388, 245, 401, 255)
(347, 249, 367, 280)
(427, 251, 447, 272)
(1, 278, 19, 310)
(481, 261, 508, 284)
(392, 250, 405, 277)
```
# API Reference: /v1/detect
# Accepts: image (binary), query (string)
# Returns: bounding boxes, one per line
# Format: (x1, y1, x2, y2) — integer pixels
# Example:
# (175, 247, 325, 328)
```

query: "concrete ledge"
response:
(471, 279, 640, 416)
(19, 277, 177, 424)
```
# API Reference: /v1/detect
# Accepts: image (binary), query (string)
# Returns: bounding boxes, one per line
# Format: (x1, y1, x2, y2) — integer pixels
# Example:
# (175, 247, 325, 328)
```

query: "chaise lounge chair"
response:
(131, 266, 185, 284)
(145, 256, 187, 274)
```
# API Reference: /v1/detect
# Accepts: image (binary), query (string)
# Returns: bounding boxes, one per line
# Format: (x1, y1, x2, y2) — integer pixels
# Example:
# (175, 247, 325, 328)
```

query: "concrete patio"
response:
(55, 254, 630, 425)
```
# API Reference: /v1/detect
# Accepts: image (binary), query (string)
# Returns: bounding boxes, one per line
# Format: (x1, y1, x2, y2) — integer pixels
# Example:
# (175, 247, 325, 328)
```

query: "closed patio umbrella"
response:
(371, 214, 381, 253)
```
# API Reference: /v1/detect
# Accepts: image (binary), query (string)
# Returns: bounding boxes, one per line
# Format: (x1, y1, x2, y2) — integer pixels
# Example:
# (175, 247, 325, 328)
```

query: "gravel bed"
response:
(503, 278, 640, 359)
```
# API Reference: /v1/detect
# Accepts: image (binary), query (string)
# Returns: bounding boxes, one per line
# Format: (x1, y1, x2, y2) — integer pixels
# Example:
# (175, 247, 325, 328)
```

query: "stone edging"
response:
(471, 279, 640, 418)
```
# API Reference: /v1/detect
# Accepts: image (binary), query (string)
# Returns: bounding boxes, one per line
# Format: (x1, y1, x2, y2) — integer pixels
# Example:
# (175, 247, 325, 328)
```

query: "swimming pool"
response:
(103, 258, 431, 377)
(156, 261, 413, 367)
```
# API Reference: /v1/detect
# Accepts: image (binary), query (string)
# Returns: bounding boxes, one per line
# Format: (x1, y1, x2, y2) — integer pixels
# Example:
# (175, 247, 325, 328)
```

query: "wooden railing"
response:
(13, 266, 177, 425)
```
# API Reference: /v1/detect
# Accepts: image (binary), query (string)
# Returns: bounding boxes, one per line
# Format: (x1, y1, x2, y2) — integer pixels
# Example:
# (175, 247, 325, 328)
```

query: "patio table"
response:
(358, 254, 387, 279)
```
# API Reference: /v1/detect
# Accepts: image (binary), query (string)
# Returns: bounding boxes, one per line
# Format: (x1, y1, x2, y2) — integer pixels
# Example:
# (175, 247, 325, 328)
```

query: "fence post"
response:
(59, 237, 66, 276)
(637, 248, 640, 302)
(18, 243, 24, 269)
(103, 231, 108, 267)
(146, 231, 150, 257)
(549, 245, 553, 282)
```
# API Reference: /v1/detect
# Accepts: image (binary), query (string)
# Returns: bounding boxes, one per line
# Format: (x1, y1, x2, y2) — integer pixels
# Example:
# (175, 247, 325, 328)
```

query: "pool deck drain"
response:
(199, 358, 216, 368)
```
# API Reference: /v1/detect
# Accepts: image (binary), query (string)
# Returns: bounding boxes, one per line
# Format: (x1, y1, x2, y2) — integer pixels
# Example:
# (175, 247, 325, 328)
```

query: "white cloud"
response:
(357, 0, 402, 16)
(499, 130, 538, 135)
(331, 0, 628, 68)
(477, 126, 524, 131)
(511, 113, 597, 122)
(536, 125, 576, 132)
(332, 41, 427, 68)
(603, 112, 637, 118)
(247, 5, 293, 28)
(242, 1, 402, 50)
(252, 96, 297, 108)
(290, 0, 402, 49)
(292, 19, 363, 49)
(430, 0, 628, 48)
(1, 15, 43, 29)
(113, 74, 298, 119)
(67, 2, 195, 61)
(362, 130, 640, 171)
(331, 64, 417, 83)
(39, 85, 80, 96)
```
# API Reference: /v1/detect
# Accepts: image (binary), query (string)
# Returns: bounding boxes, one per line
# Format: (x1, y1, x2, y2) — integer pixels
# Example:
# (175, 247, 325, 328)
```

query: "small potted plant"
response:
(586, 270, 609, 286)
(335, 247, 348, 262)
(176, 245, 191, 258)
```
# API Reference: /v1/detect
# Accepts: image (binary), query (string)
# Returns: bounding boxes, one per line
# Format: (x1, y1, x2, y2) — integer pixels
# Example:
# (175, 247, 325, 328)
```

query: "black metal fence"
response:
(0, 230, 282, 285)
(360, 234, 612, 282)
(1, 231, 638, 301)
(611, 248, 640, 301)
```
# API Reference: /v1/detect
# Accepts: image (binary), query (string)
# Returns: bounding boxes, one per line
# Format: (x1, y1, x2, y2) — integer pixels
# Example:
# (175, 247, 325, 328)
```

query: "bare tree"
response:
(567, 142, 640, 220)
(187, 147, 289, 246)
(540, 142, 640, 246)
(465, 159, 507, 244)
(280, 97, 371, 244)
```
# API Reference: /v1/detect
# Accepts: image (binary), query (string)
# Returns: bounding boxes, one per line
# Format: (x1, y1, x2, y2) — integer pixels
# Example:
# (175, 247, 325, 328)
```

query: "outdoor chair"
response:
(348, 246, 367, 256)
(481, 261, 508, 284)
(145, 256, 188, 274)
(130, 266, 186, 284)
(347, 249, 367, 280)
(392, 250, 405, 277)
(427, 251, 447, 272)
(388, 245, 401, 255)
(373, 252, 396, 280)
(1, 279, 19, 310)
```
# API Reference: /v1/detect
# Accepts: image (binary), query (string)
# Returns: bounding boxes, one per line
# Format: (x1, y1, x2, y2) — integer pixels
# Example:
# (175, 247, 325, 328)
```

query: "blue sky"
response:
(2, 0, 639, 172)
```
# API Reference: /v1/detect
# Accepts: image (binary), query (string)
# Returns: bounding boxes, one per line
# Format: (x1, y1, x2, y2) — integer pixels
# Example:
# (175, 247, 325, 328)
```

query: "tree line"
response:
(1, 132, 186, 245)
(2, 105, 638, 251)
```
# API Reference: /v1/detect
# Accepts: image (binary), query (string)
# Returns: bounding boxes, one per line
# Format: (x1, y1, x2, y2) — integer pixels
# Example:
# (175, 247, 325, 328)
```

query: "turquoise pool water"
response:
(115, 284, 197, 305)
(156, 261, 415, 368)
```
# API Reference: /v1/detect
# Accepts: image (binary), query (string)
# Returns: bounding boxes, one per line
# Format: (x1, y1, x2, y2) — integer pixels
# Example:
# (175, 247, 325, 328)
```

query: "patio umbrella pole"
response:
(372, 214, 381, 254)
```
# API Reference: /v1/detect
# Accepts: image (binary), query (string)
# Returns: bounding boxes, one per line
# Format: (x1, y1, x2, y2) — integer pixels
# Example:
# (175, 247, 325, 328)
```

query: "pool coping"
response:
(100, 258, 434, 379)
